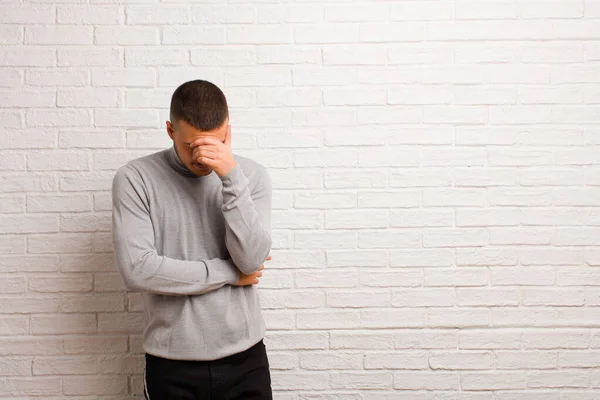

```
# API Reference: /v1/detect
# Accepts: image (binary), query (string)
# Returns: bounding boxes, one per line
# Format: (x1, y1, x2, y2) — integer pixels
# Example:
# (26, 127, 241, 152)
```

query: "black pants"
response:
(144, 340, 272, 400)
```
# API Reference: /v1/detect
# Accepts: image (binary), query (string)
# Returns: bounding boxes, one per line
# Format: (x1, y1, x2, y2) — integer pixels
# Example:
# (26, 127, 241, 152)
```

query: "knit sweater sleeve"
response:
(219, 163, 272, 275)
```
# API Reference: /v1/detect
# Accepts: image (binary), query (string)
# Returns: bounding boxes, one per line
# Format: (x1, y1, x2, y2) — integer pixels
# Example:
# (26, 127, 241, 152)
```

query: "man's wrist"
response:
(217, 161, 237, 178)
(219, 163, 245, 183)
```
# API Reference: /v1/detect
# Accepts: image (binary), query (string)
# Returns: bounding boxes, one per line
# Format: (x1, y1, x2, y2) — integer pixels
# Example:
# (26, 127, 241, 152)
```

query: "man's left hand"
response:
(190, 126, 237, 177)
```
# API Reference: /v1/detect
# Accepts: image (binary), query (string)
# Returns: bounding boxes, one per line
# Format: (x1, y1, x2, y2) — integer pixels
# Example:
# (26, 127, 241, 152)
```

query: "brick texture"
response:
(1, 0, 598, 397)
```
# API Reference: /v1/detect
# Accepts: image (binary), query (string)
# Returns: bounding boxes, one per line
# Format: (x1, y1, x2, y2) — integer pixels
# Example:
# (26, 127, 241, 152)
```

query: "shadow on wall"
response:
(46, 211, 147, 396)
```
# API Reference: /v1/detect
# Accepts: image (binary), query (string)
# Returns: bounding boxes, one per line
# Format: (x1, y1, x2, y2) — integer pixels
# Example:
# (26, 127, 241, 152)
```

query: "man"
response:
(111, 79, 273, 399)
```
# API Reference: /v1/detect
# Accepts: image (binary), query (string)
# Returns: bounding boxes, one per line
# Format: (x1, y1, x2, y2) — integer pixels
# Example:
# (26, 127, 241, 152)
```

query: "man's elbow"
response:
(118, 266, 146, 292)
(235, 246, 271, 275)
(116, 254, 153, 292)
(119, 272, 141, 292)
(229, 232, 271, 275)
(236, 260, 263, 276)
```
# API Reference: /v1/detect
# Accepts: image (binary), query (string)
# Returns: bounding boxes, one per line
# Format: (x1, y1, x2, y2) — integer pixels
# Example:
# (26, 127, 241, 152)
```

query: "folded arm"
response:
(111, 166, 239, 296)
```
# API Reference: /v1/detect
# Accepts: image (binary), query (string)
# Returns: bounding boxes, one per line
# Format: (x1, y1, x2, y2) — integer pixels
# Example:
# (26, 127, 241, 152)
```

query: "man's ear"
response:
(224, 124, 231, 146)
(166, 121, 175, 140)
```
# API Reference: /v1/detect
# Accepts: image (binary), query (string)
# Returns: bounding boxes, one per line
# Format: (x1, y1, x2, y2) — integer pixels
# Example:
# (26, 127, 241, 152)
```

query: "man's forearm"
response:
(220, 165, 272, 274)
(115, 250, 240, 296)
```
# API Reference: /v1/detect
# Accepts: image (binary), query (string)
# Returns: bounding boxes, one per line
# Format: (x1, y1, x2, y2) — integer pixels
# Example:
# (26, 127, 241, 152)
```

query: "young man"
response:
(111, 80, 273, 399)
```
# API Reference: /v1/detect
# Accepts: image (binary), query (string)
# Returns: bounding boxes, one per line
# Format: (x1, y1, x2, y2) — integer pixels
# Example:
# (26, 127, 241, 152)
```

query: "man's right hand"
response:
(236, 265, 264, 286)
(235, 255, 271, 286)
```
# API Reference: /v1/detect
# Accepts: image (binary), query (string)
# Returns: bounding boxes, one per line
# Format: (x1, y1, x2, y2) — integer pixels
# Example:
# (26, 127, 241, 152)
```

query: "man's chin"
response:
(191, 164, 212, 176)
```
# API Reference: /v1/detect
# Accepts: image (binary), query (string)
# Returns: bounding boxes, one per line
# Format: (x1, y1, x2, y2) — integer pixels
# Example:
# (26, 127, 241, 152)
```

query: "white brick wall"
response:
(1, 0, 599, 398)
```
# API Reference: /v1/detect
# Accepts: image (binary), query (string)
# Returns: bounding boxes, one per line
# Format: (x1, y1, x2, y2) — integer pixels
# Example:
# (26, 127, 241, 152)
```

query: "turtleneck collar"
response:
(164, 145, 206, 178)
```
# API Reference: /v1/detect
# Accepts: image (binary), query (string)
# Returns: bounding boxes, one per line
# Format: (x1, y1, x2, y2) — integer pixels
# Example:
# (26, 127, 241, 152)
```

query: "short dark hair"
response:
(169, 80, 229, 131)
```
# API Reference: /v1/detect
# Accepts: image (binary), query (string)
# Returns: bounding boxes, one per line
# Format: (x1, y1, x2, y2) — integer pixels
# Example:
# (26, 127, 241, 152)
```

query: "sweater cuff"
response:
(225, 266, 239, 286)
(223, 259, 240, 286)
(219, 164, 248, 190)
(204, 258, 240, 286)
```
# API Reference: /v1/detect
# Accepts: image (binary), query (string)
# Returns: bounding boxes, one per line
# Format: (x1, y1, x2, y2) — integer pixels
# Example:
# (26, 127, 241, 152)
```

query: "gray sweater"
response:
(111, 145, 271, 361)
